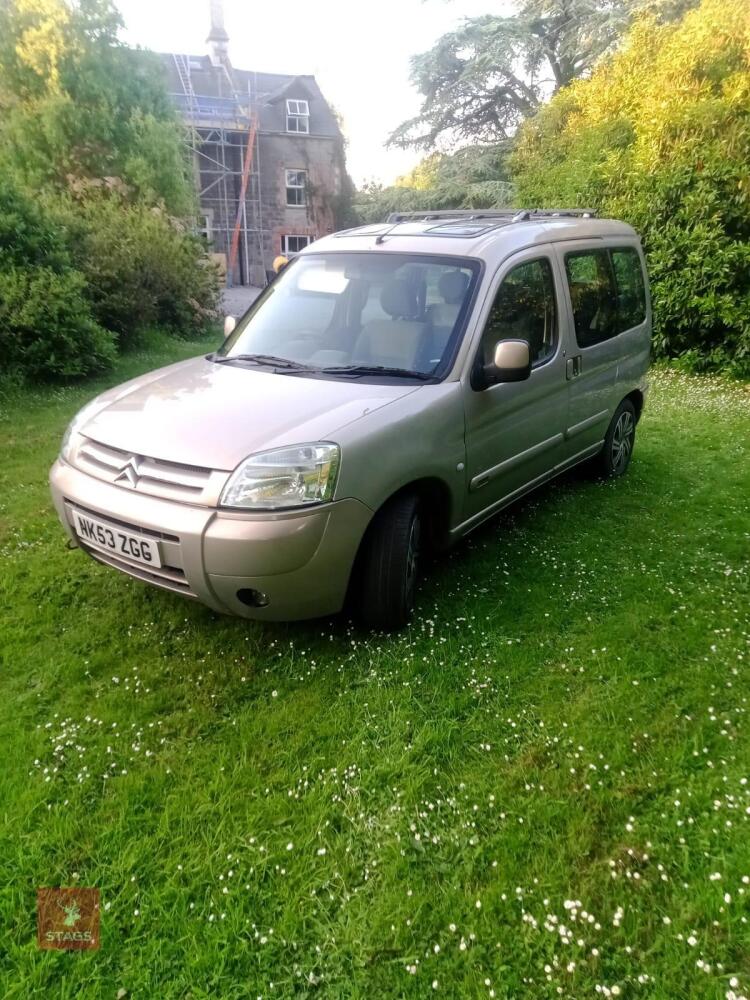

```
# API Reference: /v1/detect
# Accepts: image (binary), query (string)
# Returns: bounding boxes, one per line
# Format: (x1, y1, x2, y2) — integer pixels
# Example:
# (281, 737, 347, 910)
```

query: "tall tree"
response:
(389, 0, 694, 150)
(0, 0, 218, 379)
(0, 0, 193, 215)
(511, 0, 750, 373)
(354, 145, 514, 223)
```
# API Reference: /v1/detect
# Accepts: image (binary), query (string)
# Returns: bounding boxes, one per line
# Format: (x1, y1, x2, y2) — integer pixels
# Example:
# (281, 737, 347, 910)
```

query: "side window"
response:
(611, 248, 646, 332)
(285, 169, 307, 207)
(564, 250, 618, 348)
(480, 258, 557, 367)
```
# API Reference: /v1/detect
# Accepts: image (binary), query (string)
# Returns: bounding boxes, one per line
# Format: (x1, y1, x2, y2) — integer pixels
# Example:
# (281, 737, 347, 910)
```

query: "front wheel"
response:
(595, 399, 637, 478)
(357, 492, 421, 632)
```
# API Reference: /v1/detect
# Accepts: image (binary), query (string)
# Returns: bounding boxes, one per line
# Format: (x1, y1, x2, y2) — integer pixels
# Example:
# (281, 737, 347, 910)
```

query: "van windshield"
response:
(218, 252, 479, 379)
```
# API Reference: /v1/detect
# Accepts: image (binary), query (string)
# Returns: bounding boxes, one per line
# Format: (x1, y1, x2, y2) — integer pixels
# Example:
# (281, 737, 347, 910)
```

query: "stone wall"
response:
(194, 129, 345, 288)
(251, 132, 345, 286)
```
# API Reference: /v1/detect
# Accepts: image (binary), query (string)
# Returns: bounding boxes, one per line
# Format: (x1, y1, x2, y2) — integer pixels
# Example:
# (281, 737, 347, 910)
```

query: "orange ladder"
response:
(227, 114, 258, 284)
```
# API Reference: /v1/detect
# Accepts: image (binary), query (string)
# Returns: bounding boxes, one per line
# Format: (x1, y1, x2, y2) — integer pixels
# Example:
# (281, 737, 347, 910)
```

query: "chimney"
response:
(207, 0, 229, 67)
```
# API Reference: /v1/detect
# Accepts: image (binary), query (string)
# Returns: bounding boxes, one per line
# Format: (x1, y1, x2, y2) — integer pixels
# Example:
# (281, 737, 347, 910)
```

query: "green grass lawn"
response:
(1, 337, 749, 999)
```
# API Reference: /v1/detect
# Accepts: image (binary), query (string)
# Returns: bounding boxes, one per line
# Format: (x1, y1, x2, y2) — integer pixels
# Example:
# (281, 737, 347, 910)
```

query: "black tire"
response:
(357, 492, 421, 631)
(594, 398, 637, 478)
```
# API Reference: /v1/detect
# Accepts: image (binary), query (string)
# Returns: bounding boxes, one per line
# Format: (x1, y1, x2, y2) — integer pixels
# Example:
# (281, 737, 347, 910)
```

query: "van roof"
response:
(306, 210, 639, 265)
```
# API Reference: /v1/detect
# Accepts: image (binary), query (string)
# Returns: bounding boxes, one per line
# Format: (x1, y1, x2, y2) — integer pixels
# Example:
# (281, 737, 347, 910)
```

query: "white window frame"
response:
(283, 234, 312, 254)
(198, 208, 214, 242)
(286, 98, 310, 134)
(285, 169, 307, 207)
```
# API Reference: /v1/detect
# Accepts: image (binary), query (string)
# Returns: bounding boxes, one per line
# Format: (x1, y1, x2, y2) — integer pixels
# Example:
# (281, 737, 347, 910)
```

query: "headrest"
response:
(438, 270, 469, 305)
(380, 278, 418, 319)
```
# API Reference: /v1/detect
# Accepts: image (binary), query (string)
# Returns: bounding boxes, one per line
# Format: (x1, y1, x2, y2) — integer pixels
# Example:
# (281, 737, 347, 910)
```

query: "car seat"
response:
(352, 278, 427, 369)
(421, 270, 470, 366)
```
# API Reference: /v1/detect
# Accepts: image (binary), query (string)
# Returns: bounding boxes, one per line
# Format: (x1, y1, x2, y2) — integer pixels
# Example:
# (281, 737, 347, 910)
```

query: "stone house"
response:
(160, 3, 348, 286)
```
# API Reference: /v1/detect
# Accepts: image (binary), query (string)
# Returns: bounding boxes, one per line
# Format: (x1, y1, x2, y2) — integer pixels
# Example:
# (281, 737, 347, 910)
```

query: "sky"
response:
(116, 0, 500, 186)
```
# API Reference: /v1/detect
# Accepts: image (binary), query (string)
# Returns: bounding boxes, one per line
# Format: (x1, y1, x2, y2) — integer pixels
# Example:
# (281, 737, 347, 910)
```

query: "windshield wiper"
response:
(320, 365, 435, 380)
(210, 353, 318, 372)
(208, 355, 435, 380)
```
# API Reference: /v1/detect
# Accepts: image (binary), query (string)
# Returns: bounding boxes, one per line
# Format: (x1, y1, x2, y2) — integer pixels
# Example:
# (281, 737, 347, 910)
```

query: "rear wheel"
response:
(357, 492, 421, 631)
(595, 399, 637, 478)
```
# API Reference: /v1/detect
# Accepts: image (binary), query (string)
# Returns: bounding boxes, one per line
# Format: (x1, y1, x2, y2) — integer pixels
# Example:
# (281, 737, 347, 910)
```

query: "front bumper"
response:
(49, 459, 373, 621)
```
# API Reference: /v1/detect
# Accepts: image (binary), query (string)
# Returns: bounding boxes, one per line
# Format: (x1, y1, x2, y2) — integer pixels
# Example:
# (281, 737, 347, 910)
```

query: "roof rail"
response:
(385, 208, 597, 223)
(511, 208, 597, 220)
(386, 209, 515, 223)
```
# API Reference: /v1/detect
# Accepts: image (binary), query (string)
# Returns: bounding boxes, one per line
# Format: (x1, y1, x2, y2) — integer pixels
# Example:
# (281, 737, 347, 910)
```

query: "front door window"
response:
(479, 258, 558, 367)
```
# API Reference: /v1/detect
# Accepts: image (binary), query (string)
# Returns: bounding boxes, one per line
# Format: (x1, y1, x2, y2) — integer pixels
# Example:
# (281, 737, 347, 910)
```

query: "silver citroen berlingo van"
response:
(50, 209, 650, 630)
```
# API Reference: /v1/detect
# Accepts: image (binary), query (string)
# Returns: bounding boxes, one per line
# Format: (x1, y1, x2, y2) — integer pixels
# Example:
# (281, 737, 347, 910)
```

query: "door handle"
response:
(566, 355, 583, 380)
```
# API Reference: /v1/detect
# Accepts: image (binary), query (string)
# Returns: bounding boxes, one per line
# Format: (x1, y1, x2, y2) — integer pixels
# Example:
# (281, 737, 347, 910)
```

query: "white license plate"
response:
(72, 510, 162, 568)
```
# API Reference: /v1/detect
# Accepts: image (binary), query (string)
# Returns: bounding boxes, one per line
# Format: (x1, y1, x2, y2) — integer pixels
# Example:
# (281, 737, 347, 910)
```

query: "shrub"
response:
(511, 0, 750, 374)
(0, 266, 116, 379)
(0, 180, 115, 379)
(68, 197, 220, 348)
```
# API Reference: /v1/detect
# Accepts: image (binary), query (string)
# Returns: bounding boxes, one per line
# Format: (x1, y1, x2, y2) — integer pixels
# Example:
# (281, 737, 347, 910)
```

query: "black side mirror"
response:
(479, 339, 532, 387)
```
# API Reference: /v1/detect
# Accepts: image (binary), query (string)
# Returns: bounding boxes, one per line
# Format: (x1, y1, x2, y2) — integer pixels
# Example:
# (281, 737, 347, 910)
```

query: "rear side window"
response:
(611, 248, 646, 331)
(565, 247, 647, 348)
(565, 250, 617, 348)
(480, 258, 557, 366)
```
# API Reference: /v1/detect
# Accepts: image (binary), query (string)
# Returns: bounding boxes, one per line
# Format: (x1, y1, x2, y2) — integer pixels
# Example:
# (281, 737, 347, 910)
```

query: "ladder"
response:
(172, 53, 198, 120)
(227, 114, 258, 282)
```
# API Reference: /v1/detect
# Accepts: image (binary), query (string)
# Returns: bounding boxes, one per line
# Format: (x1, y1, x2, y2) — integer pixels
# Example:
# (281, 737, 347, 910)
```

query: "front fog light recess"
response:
(236, 588, 269, 608)
(220, 443, 340, 510)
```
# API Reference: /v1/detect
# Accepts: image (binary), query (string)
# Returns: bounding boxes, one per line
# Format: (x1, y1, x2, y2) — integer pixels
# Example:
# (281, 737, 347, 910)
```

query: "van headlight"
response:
(60, 398, 104, 463)
(220, 443, 340, 510)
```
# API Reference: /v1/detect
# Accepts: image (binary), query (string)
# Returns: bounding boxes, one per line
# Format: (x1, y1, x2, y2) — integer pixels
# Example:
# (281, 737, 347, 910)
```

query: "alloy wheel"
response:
(611, 410, 635, 474)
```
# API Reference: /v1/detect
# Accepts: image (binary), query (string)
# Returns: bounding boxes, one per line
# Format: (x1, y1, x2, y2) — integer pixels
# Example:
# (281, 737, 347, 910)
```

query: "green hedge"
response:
(511, 0, 750, 375)
(0, 180, 115, 379)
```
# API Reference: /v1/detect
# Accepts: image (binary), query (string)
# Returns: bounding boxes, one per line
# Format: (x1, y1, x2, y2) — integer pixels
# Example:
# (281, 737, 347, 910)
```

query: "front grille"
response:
(85, 546, 196, 596)
(75, 438, 225, 504)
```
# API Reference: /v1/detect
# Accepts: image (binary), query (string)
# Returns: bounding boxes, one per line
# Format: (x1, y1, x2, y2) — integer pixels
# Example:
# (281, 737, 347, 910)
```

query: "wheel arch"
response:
(623, 388, 644, 422)
(381, 476, 453, 553)
(344, 476, 453, 612)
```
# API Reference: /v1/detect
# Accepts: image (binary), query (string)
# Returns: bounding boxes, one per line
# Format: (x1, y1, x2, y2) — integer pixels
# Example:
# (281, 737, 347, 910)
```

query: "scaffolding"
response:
(171, 54, 267, 287)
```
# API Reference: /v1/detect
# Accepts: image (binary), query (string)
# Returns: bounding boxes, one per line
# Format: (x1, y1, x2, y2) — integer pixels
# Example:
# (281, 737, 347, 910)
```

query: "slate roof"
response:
(159, 53, 342, 138)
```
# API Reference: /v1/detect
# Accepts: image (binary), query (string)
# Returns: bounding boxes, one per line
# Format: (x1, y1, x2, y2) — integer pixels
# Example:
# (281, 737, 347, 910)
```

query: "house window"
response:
(285, 169, 307, 207)
(198, 209, 213, 242)
(283, 235, 312, 254)
(286, 98, 310, 134)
